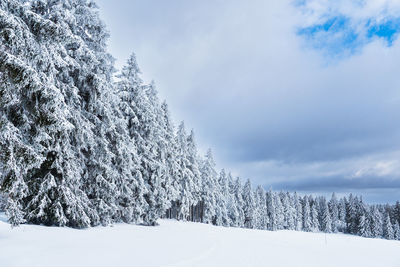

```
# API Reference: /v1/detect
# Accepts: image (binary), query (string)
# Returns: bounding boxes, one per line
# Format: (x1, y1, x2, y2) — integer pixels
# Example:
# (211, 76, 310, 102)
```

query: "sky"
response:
(96, 0, 400, 203)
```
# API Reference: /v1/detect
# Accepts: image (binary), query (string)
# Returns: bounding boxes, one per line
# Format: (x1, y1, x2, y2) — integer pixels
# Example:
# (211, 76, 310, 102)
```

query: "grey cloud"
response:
(97, 0, 400, 202)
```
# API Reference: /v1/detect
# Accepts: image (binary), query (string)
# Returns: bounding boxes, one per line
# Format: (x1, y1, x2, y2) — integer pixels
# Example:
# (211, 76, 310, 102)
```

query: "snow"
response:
(0, 214, 399, 267)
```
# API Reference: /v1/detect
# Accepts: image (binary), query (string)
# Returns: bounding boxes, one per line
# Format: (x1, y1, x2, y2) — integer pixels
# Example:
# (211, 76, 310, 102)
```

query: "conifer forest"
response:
(0, 0, 399, 244)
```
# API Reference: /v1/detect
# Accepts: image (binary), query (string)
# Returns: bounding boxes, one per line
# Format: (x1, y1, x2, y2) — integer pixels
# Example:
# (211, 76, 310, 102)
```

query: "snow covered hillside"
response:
(1, 214, 399, 267)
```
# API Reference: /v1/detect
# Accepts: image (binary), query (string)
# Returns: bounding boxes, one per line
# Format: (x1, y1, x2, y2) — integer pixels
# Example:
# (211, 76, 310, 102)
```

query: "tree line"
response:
(0, 0, 399, 241)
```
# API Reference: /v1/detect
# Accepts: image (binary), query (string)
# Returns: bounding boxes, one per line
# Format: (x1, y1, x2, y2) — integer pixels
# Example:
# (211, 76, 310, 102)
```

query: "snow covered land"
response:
(1, 213, 399, 267)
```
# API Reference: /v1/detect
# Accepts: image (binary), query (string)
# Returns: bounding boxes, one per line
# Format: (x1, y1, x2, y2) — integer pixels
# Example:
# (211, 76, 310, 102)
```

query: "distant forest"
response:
(0, 0, 399, 241)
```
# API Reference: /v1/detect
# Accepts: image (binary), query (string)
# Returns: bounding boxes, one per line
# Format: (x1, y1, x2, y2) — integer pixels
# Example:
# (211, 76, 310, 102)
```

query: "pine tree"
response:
(0, 0, 98, 227)
(227, 173, 240, 227)
(393, 201, 400, 226)
(160, 102, 179, 218)
(293, 192, 303, 231)
(174, 122, 195, 221)
(310, 198, 320, 232)
(274, 192, 285, 230)
(320, 199, 332, 233)
(393, 222, 400, 240)
(358, 214, 371, 238)
(186, 130, 201, 222)
(200, 149, 217, 224)
(233, 177, 245, 227)
(329, 193, 339, 232)
(302, 196, 312, 232)
(242, 179, 255, 229)
(370, 206, 383, 238)
(215, 169, 230, 226)
(383, 213, 394, 240)
(337, 198, 347, 232)
(266, 190, 277, 230)
(116, 54, 149, 224)
(254, 186, 268, 230)
(4, 174, 28, 227)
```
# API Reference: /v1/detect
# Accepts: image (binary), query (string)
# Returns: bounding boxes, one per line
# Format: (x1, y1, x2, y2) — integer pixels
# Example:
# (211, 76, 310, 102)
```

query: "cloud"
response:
(231, 149, 400, 203)
(97, 0, 400, 202)
(296, 0, 400, 56)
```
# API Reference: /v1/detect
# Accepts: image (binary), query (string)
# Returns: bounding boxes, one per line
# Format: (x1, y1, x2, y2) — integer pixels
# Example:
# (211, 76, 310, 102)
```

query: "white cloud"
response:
(97, 0, 400, 201)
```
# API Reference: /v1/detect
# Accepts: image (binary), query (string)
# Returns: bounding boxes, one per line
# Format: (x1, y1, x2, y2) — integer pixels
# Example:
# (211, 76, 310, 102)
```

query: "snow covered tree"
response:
(358, 214, 371, 238)
(320, 199, 331, 233)
(329, 193, 339, 232)
(233, 177, 245, 227)
(242, 179, 255, 229)
(393, 222, 400, 240)
(215, 169, 229, 226)
(227, 173, 240, 227)
(173, 122, 195, 221)
(200, 149, 217, 224)
(337, 198, 347, 232)
(310, 198, 320, 232)
(186, 130, 201, 222)
(0, 0, 99, 227)
(281, 192, 295, 230)
(383, 213, 394, 240)
(293, 192, 302, 231)
(159, 102, 179, 218)
(274, 192, 285, 230)
(266, 190, 277, 231)
(254, 186, 268, 230)
(302, 196, 312, 232)
(116, 54, 151, 224)
(370, 206, 383, 238)
(393, 201, 400, 227)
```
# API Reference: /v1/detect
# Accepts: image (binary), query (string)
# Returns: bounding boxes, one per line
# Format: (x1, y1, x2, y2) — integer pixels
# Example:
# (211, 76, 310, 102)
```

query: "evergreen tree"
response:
(393, 222, 400, 240)
(266, 190, 279, 231)
(200, 149, 217, 224)
(337, 198, 347, 232)
(274, 192, 285, 230)
(302, 196, 312, 232)
(383, 213, 394, 240)
(293, 192, 303, 231)
(329, 193, 339, 232)
(233, 177, 245, 227)
(359, 215, 371, 240)
(227, 172, 240, 227)
(186, 130, 201, 222)
(370, 206, 383, 238)
(320, 199, 332, 233)
(160, 102, 179, 219)
(215, 169, 230, 226)
(393, 201, 400, 226)
(242, 179, 255, 229)
(310, 198, 320, 232)
(254, 186, 268, 230)
(0, 0, 99, 227)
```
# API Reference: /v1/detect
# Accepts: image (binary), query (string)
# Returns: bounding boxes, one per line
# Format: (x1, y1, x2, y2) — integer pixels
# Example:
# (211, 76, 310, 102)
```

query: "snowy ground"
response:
(1, 213, 399, 267)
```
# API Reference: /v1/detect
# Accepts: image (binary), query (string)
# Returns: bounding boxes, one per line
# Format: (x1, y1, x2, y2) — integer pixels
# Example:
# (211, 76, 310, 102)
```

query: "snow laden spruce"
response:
(0, 0, 399, 242)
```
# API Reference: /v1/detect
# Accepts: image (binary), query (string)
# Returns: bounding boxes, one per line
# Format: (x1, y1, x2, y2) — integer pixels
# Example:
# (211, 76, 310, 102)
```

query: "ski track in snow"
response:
(163, 238, 220, 267)
(1, 214, 400, 267)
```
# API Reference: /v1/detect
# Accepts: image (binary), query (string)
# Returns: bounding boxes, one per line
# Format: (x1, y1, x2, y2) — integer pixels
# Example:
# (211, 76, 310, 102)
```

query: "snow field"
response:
(1, 215, 399, 267)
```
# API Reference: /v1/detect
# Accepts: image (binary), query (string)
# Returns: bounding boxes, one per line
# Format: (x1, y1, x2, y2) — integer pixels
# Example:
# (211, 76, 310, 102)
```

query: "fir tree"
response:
(383, 213, 394, 240)
(302, 196, 312, 232)
(320, 200, 332, 233)
(242, 179, 255, 229)
(329, 193, 339, 232)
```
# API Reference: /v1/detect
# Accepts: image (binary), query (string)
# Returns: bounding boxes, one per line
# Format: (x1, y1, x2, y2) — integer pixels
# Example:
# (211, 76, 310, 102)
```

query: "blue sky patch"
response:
(297, 16, 361, 56)
(367, 18, 400, 46)
(297, 14, 400, 57)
